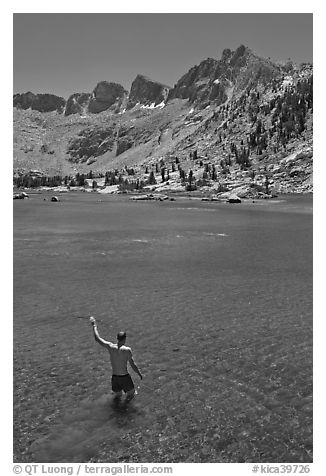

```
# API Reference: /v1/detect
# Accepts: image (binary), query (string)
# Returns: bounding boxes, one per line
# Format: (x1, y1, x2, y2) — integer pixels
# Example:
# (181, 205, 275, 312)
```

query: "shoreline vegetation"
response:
(13, 186, 312, 206)
(13, 168, 312, 203)
(13, 142, 313, 201)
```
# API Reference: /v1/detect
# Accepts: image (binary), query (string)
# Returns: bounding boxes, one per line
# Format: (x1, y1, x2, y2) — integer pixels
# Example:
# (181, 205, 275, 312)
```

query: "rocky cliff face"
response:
(168, 57, 220, 103)
(168, 45, 280, 107)
(127, 75, 171, 109)
(13, 92, 66, 113)
(88, 81, 128, 114)
(67, 125, 117, 162)
(64, 93, 92, 116)
(64, 82, 128, 116)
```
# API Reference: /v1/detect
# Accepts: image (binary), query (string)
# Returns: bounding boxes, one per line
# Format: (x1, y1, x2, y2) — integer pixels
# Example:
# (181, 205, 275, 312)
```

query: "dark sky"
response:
(13, 13, 313, 99)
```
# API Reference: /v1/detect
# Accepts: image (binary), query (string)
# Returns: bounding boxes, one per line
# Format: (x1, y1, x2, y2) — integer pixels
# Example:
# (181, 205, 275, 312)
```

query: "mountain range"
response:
(13, 45, 313, 195)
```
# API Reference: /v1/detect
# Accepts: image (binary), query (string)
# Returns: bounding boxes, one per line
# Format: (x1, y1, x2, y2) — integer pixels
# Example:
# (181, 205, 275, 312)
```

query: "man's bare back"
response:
(105, 342, 132, 375)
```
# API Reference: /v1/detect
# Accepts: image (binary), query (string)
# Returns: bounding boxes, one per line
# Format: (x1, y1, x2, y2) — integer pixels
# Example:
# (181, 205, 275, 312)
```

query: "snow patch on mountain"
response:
(140, 101, 165, 110)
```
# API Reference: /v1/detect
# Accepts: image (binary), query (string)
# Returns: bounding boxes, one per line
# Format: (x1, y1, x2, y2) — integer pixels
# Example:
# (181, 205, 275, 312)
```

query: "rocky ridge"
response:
(13, 45, 313, 196)
(168, 46, 280, 107)
(127, 74, 170, 110)
(13, 92, 66, 113)
(88, 82, 128, 114)
(64, 93, 93, 116)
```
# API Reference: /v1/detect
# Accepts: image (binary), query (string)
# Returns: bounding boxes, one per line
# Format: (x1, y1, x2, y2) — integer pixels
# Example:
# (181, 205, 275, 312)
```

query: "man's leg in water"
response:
(113, 390, 122, 400)
(111, 376, 123, 401)
(125, 388, 136, 401)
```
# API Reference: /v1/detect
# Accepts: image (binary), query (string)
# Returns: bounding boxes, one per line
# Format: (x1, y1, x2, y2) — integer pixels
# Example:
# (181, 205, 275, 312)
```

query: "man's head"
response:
(117, 331, 127, 344)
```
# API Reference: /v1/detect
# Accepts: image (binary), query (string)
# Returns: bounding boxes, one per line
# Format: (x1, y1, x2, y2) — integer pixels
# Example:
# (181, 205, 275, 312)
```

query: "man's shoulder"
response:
(121, 345, 132, 352)
(106, 341, 115, 349)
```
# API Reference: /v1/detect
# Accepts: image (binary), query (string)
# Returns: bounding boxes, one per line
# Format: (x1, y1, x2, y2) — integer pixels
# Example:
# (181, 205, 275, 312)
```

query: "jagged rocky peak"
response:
(229, 44, 250, 66)
(64, 93, 92, 116)
(13, 92, 66, 113)
(219, 44, 252, 68)
(168, 44, 279, 107)
(127, 74, 171, 110)
(88, 81, 128, 114)
(65, 82, 128, 116)
(221, 48, 232, 62)
(13, 91, 36, 109)
(168, 57, 220, 104)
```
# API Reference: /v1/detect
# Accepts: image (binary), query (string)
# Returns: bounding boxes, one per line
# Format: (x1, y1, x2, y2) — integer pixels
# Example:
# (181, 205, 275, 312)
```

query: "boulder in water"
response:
(13, 192, 28, 199)
(228, 194, 241, 203)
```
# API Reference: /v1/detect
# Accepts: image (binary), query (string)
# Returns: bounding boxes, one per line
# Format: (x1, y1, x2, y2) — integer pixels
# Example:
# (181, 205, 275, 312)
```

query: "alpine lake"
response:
(13, 191, 313, 463)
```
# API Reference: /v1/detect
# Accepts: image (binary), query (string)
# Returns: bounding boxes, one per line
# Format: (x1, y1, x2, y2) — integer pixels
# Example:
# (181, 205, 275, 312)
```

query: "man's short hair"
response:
(117, 331, 127, 341)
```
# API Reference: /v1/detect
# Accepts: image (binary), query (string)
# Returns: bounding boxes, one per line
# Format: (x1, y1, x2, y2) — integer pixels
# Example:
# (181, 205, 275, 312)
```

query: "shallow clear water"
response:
(13, 193, 313, 463)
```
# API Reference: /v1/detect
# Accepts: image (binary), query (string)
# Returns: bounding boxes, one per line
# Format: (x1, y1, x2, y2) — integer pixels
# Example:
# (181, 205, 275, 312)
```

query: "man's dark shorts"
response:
(111, 374, 134, 393)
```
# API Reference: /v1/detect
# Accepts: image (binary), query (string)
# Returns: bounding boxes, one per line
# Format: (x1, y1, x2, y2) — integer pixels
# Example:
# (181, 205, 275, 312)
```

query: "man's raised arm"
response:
(90, 317, 110, 348)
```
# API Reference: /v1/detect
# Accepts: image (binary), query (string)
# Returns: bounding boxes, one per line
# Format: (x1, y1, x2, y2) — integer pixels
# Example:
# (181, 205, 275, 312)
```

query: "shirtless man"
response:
(90, 317, 142, 401)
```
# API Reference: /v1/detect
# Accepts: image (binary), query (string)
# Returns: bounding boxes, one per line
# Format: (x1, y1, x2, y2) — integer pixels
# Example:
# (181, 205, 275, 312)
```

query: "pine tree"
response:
(188, 170, 193, 185)
(148, 171, 156, 185)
